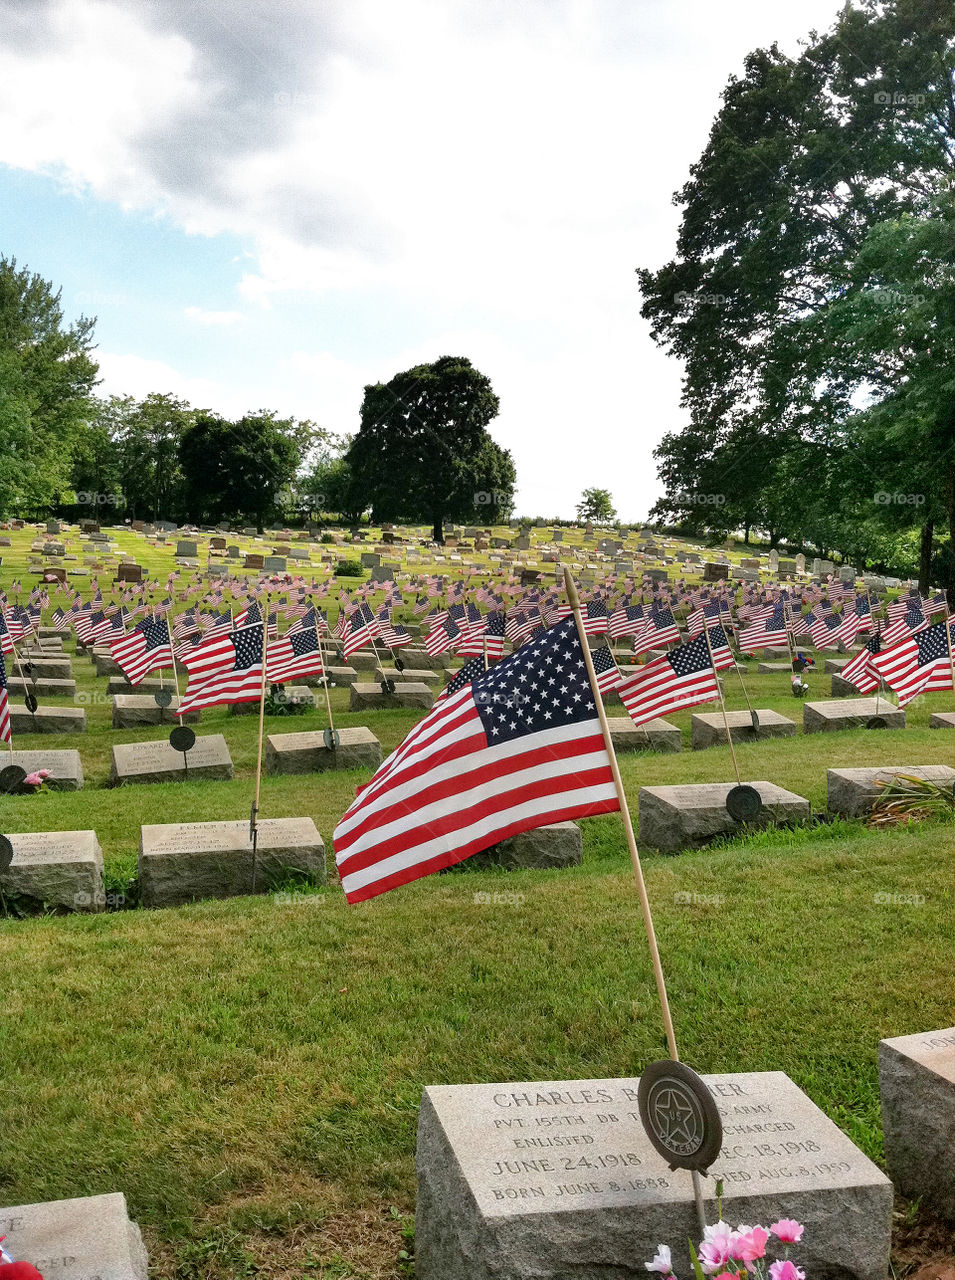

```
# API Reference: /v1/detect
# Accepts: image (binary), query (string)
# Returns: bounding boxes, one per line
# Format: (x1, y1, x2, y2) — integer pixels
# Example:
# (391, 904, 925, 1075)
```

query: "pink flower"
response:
(698, 1221, 737, 1272)
(22, 771, 48, 787)
(769, 1263, 805, 1280)
(733, 1226, 769, 1263)
(645, 1244, 673, 1274)
(770, 1219, 804, 1244)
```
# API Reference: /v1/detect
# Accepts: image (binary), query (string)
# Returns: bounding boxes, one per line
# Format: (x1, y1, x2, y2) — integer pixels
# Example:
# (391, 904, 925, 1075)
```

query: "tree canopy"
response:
(346, 355, 515, 541)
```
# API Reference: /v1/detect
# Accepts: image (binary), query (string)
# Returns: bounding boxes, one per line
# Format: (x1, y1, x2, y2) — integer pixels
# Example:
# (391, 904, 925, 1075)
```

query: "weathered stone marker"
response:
(0, 830, 104, 911)
(139, 816, 326, 907)
(606, 716, 682, 753)
(6, 749, 84, 790)
(803, 698, 905, 734)
(416, 1071, 891, 1280)
(826, 765, 955, 818)
(9, 706, 87, 734)
(638, 781, 809, 854)
(467, 822, 581, 870)
(0, 1191, 147, 1279)
(690, 709, 796, 750)
(112, 694, 199, 728)
(110, 734, 234, 785)
(879, 1026, 955, 1221)
(350, 681, 434, 711)
(265, 726, 383, 774)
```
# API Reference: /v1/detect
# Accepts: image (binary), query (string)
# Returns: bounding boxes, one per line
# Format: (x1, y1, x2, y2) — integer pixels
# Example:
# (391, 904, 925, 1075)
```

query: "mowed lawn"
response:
(1, 527, 955, 1276)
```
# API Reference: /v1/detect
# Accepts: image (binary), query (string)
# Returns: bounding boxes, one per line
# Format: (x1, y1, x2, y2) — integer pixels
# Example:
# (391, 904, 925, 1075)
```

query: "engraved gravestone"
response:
(0, 1192, 147, 1280)
(416, 1072, 891, 1280)
(0, 830, 104, 911)
(138, 816, 326, 906)
(7, 749, 84, 790)
(879, 1026, 955, 1220)
(110, 734, 233, 785)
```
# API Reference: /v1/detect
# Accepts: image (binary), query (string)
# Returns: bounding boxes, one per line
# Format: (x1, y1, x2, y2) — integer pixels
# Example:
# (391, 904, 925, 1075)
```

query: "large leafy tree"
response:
(576, 487, 616, 523)
(179, 411, 300, 529)
(346, 355, 515, 541)
(637, 0, 955, 565)
(0, 256, 98, 515)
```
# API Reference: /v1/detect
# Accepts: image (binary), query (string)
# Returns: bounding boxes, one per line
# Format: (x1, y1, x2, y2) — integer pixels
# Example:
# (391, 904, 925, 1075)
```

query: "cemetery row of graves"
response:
(0, 517, 953, 1278)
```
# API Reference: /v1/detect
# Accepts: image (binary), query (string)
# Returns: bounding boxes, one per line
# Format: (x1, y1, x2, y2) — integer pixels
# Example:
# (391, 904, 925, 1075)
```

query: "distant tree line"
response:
(638, 0, 955, 592)
(0, 254, 516, 537)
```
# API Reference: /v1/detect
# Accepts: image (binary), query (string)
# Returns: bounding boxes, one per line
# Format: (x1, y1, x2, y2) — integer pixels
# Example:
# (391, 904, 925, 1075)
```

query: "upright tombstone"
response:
(0, 830, 104, 911)
(879, 1026, 955, 1221)
(0, 1192, 147, 1279)
(415, 1071, 891, 1280)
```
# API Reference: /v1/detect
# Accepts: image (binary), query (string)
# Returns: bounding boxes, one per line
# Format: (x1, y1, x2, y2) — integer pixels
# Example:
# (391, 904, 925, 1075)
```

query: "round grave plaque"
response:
(0, 765, 27, 795)
(24, 692, 38, 714)
(380, 679, 396, 696)
(169, 726, 196, 753)
(395, 657, 405, 672)
(637, 1060, 722, 1174)
(726, 784, 762, 822)
(0, 834, 13, 872)
(155, 688, 174, 709)
(323, 728, 341, 752)
(749, 710, 760, 733)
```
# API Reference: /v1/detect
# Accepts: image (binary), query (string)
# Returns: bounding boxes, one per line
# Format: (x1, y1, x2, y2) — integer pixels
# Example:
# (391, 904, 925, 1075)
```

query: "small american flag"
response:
(871, 620, 954, 707)
(0, 650, 11, 745)
(617, 632, 720, 727)
(178, 620, 264, 713)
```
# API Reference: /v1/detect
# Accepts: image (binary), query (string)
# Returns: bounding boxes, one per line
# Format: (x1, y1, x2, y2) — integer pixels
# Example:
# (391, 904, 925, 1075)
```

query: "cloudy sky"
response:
(0, 0, 846, 519)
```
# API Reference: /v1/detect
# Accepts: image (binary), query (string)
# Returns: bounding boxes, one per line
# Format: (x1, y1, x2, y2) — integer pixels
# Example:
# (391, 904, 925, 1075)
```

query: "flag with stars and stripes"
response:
(266, 627, 325, 684)
(108, 615, 174, 686)
(841, 632, 884, 694)
(870, 620, 955, 707)
(177, 620, 265, 714)
(590, 643, 623, 694)
(333, 618, 620, 904)
(0, 649, 10, 745)
(616, 631, 721, 727)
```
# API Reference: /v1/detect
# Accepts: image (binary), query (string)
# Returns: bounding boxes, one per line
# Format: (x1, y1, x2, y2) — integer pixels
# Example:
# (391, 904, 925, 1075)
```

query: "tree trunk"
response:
(918, 518, 934, 593)
(432, 515, 444, 544)
(743, 521, 750, 544)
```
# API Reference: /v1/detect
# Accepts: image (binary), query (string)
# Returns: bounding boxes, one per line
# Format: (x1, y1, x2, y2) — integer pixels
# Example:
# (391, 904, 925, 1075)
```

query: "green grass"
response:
(0, 523, 952, 1277)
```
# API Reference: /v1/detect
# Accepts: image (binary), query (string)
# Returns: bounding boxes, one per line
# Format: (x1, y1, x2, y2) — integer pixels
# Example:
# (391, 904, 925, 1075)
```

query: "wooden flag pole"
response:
(251, 598, 271, 891)
(316, 617, 335, 735)
(164, 606, 182, 699)
(701, 623, 743, 787)
(944, 609, 955, 712)
(563, 567, 680, 1062)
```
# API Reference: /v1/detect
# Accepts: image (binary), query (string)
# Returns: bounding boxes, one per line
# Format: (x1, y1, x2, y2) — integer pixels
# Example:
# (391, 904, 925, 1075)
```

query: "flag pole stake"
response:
(316, 623, 335, 735)
(702, 624, 743, 786)
(945, 610, 955, 713)
(563, 567, 680, 1062)
(251, 596, 271, 893)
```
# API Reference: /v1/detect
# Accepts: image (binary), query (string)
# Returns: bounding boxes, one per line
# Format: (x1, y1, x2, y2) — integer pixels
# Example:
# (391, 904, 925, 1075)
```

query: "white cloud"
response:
(184, 306, 244, 326)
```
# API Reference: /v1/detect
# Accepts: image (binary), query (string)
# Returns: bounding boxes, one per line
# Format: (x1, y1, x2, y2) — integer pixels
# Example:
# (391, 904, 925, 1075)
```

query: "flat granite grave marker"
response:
(690, 709, 796, 750)
(879, 1025, 955, 1221)
(826, 765, 955, 817)
(638, 780, 809, 853)
(606, 716, 681, 753)
(9, 706, 86, 734)
(416, 1071, 891, 1280)
(0, 830, 104, 911)
(466, 822, 581, 870)
(803, 697, 905, 733)
(139, 816, 326, 906)
(0, 1191, 147, 1280)
(265, 726, 383, 774)
(350, 681, 434, 711)
(111, 694, 200, 728)
(110, 734, 234, 785)
(6, 748, 84, 790)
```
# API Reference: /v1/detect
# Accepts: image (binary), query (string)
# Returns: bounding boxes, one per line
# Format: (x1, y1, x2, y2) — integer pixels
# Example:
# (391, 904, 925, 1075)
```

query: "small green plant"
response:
(320, 532, 336, 544)
(334, 559, 365, 577)
(869, 774, 955, 827)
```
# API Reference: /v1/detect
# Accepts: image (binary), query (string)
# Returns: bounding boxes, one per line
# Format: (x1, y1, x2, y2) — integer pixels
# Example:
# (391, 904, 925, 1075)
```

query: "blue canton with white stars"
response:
(470, 618, 597, 742)
(667, 632, 715, 676)
(233, 624, 264, 670)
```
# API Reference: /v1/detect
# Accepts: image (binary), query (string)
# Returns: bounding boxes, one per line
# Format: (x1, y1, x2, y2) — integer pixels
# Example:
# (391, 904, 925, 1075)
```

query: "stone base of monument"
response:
(830, 674, 861, 697)
(826, 765, 955, 818)
(106, 676, 164, 696)
(265, 726, 383, 774)
(92, 650, 124, 677)
(347, 649, 381, 671)
(415, 1071, 891, 1280)
(402, 647, 458, 671)
(756, 662, 792, 674)
(326, 664, 360, 686)
(466, 823, 581, 870)
(804, 698, 905, 733)
(17, 657, 73, 681)
(350, 681, 434, 711)
(690, 709, 796, 750)
(7, 676, 77, 698)
(228, 687, 314, 715)
(0, 830, 104, 911)
(6, 749, 84, 789)
(110, 734, 234, 786)
(376, 666, 444, 686)
(638, 780, 809, 854)
(139, 816, 326, 907)
(112, 694, 200, 728)
(0, 1191, 147, 1279)
(606, 716, 681, 753)
(930, 711, 955, 729)
(9, 706, 87, 734)
(879, 1026, 955, 1222)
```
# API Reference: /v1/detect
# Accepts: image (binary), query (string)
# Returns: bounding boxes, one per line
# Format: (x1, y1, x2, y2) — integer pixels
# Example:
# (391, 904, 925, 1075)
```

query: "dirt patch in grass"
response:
(893, 1197, 955, 1278)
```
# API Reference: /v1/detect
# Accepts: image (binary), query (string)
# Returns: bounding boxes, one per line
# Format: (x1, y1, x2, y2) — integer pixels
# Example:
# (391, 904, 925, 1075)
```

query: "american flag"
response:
(266, 627, 325, 683)
(881, 604, 928, 647)
(436, 655, 487, 701)
(108, 615, 174, 686)
(177, 620, 265, 714)
(808, 611, 845, 650)
(591, 643, 623, 694)
(609, 603, 645, 639)
(631, 608, 680, 656)
(425, 617, 463, 656)
(333, 618, 620, 904)
(457, 609, 506, 660)
(841, 632, 884, 694)
(581, 598, 610, 636)
(0, 649, 10, 745)
(738, 603, 789, 654)
(343, 604, 376, 658)
(617, 631, 720, 727)
(870, 620, 955, 707)
(0, 611, 11, 656)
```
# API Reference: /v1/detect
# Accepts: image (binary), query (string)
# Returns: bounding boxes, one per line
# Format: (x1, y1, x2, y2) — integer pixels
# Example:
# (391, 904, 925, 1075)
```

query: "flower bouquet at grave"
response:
(16, 770, 51, 796)
(645, 1213, 806, 1279)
